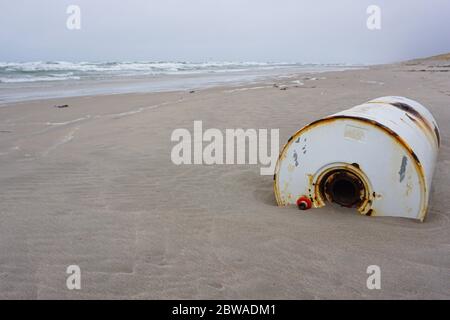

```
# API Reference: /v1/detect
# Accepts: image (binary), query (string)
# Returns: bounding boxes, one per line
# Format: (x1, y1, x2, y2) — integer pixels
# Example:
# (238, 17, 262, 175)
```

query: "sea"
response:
(0, 61, 360, 104)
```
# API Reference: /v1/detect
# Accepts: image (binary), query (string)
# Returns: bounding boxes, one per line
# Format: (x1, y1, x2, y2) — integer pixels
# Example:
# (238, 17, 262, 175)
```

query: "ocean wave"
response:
(0, 76, 81, 83)
(0, 60, 333, 83)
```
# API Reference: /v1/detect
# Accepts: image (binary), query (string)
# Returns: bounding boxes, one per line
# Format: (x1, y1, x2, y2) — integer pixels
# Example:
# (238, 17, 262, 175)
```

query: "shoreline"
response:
(0, 65, 362, 105)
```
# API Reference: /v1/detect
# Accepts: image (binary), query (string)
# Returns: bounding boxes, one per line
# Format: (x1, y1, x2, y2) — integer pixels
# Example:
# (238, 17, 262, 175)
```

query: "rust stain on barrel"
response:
(376, 101, 440, 147)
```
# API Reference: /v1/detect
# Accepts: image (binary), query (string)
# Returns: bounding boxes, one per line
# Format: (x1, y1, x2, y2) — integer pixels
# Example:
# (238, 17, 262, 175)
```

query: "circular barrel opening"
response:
(321, 169, 365, 208)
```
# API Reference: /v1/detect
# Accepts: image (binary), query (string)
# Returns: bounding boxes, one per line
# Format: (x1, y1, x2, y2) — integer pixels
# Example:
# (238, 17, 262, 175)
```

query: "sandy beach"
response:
(0, 55, 449, 299)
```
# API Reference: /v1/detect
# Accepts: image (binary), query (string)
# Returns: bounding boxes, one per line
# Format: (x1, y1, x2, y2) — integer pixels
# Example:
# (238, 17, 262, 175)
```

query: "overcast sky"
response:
(1, 0, 449, 63)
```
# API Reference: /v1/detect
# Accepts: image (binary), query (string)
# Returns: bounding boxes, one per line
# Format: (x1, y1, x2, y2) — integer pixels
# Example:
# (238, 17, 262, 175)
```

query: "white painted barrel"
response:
(274, 96, 440, 221)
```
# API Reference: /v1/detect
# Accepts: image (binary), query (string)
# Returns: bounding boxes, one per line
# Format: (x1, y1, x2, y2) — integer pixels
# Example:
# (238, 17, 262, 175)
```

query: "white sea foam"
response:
(360, 80, 384, 85)
(0, 61, 316, 84)
(46, 115, 91, 126)
(224, 86, 271, 93)
(0, 75, 81, 83)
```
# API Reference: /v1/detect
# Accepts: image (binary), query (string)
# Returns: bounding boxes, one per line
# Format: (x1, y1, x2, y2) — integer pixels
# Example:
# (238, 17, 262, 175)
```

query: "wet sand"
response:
(0, 56, 449, 299)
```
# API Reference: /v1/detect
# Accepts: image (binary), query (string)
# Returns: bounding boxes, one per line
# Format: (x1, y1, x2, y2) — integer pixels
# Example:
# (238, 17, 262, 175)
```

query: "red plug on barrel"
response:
(297, 196, 312, 210)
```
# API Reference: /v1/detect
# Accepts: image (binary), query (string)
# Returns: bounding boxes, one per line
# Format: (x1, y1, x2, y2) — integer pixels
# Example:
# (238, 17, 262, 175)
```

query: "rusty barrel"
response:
(274, 96, 440, 221)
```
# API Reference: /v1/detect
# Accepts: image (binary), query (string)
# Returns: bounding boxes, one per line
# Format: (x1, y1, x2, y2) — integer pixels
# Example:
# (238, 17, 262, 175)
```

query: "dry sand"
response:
(0, 57, 449, 299)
